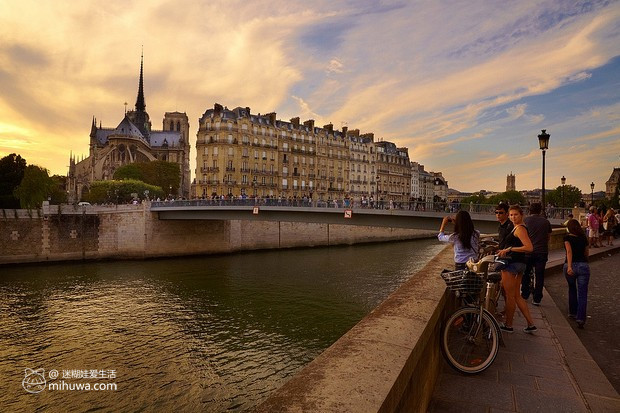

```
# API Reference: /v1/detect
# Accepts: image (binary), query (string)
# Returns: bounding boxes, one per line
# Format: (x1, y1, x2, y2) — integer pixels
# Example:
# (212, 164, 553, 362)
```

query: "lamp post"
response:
(561, 175, 566, 218)
(537, 129, 550, 215)
(590, 182, 595, 206)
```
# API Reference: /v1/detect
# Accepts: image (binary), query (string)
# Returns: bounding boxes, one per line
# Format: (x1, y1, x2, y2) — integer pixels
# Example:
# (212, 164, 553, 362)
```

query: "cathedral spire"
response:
(135, 51, 146, 112)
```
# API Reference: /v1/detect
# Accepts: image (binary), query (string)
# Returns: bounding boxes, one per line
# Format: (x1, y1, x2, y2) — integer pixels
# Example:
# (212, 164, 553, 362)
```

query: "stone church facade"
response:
(67, 57, 190, 202)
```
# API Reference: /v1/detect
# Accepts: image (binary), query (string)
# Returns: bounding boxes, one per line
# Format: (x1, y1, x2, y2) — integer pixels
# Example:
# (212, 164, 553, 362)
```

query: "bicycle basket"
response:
(440, 269, 485, 295)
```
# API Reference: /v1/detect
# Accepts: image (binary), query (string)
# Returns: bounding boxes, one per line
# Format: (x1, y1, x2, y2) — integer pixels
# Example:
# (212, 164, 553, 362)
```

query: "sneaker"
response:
(523, 325, 537, 334)
(500, 324, 514, 333)
(532, 301, 541, 306)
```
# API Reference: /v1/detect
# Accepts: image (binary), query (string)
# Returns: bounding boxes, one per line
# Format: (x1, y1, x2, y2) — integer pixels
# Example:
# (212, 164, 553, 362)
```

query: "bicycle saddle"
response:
(466, 255, 495, 273)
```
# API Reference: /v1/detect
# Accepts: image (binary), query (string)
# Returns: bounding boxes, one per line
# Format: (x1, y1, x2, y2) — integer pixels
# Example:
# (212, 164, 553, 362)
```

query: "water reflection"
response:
(0, 239, 443, 412)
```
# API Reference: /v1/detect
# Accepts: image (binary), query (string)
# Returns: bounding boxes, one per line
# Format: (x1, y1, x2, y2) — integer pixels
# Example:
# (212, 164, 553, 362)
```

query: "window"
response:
(228, 147, 233, 156)
(213, 147, 218, 156)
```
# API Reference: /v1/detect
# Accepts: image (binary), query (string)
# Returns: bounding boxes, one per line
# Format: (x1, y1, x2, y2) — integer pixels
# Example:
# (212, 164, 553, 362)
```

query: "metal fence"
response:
(149, 199, 573, 218)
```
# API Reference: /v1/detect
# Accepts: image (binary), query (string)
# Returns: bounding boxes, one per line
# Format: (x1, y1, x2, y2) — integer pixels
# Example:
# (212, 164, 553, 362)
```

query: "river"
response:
(0, 239, 444, 412)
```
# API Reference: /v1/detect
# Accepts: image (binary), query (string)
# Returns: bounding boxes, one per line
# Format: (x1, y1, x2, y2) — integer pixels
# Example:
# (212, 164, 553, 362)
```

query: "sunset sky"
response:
(1, 0, 619, 193)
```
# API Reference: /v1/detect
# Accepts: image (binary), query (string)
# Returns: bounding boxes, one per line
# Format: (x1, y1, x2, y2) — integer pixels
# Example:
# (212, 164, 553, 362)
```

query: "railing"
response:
(150, 199, 574, 218)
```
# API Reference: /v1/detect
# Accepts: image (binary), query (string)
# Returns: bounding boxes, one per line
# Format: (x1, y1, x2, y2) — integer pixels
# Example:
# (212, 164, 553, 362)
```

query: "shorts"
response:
(589, 229, 598, 238)
(503, 262, 527, 275)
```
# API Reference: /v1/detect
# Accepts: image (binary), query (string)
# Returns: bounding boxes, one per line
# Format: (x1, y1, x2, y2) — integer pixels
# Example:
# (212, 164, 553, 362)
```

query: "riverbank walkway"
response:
(429, 244, 620, 412)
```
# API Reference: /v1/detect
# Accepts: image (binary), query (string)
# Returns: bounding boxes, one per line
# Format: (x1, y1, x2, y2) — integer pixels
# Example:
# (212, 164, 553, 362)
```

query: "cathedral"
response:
(67, 56, 191, 202)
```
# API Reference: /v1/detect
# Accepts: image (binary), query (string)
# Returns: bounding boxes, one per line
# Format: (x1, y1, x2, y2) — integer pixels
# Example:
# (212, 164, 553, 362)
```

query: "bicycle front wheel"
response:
(441, 307, 499, 374)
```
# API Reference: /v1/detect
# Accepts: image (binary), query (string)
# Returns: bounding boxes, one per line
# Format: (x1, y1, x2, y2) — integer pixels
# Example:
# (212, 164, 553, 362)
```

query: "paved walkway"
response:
(429, 244, 620, 412)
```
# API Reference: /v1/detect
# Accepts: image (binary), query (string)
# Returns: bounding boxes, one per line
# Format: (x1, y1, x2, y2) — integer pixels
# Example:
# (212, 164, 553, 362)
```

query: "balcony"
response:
(201, 167, 220, 173)
(226, 167, 236, 172)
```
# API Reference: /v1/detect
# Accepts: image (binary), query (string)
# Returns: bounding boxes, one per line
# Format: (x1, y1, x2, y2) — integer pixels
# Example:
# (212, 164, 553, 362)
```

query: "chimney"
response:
(303, 119, 315, 130)
(342, 126, 348, 135)
(266, 112, 277, 125)
(290, 117, 300, 128)
(214, 103, 223, 115)
(323, 123, 334, 133)
(245, 107, 251, 116)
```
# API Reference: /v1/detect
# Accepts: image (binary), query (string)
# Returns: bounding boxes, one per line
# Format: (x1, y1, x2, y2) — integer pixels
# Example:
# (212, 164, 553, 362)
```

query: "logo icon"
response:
(22, 368, 46, 393)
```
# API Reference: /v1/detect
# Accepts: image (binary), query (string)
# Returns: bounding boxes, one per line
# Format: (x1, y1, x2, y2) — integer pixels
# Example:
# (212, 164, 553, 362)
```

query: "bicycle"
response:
(439, 254, 506, 374)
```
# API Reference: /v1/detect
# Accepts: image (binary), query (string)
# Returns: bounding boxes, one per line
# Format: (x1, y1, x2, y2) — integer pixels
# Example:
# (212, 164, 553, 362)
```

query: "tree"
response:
(113, 160, 180, 195)
(13, 165, 54, 209)
(0, 153, 27, 208)
(83, 180, 164, 204)
(460, 193, 487, 205)
(49, 175, 68, 204)
(546, 184, 582, 208)
(487, 190, 526, 206)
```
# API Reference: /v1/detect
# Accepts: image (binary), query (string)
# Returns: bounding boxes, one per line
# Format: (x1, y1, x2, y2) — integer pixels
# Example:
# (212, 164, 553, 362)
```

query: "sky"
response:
(1, 0, 619, 194)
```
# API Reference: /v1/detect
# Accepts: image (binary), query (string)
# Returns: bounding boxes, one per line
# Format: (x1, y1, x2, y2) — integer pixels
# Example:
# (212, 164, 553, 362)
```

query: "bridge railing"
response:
(150, 199, 573, 219)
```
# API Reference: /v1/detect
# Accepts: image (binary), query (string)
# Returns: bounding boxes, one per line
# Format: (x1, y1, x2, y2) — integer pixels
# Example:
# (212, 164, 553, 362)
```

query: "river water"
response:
(0, 239, 444, 412)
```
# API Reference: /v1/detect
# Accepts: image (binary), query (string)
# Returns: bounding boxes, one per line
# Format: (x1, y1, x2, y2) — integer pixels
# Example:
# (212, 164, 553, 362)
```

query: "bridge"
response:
(150, 200, 567, 234)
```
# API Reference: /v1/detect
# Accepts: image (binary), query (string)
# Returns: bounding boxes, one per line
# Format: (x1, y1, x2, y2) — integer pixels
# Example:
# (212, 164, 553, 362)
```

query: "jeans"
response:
(521, 252, 548, 302)
(563, 262, 590, 323)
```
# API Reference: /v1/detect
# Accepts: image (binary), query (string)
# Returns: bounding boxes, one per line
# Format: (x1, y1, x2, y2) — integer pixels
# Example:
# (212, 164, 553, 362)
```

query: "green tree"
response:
(113, 161, 180, 194)
(0, 153, 27, 208)
(546, 184, 582, 208)
(112, 163, 143, 181)
(83, 180, 164, 204)
(488, 190, 526, 206)
(50, 175, 68, 204)
(13, 165, 54, 209)
(460, 193, 487, 205)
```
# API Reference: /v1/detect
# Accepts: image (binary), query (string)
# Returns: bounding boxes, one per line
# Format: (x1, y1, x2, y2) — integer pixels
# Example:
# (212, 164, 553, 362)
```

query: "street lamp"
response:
(537, 129, 550, 215)
(561, 175, 566, 218)
(590, 182, 595, 206)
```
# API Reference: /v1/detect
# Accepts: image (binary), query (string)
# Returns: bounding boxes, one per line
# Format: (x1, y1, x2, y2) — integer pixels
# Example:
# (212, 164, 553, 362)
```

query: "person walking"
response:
(438, 210, 480, 270)
(521, 202, 552, 305)
(497, 205, 537, 333)
(563, 219, 590, 328)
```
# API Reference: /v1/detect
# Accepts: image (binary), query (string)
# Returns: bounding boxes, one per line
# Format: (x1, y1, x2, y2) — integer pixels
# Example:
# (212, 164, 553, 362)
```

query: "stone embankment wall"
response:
(0, 205, 433, 265)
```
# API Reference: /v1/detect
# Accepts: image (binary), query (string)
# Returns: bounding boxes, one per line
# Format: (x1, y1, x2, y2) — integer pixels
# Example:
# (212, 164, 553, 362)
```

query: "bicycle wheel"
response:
(441, 307, 499, 374)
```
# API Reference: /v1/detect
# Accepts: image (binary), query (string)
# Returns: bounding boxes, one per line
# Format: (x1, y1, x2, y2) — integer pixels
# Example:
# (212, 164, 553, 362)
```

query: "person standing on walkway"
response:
(497, 205, 537, 333)
(602, 208, 616, 246)
(496, 202, 514, 249)
(521, 202, 552, 305)
(438, 210, 480, 270)
(563, 219, 590, 329)
(587, 206, 601, 248)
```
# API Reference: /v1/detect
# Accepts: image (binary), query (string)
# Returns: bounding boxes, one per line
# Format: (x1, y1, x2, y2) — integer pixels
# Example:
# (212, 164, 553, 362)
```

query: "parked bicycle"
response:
(439, 252, 506, 374)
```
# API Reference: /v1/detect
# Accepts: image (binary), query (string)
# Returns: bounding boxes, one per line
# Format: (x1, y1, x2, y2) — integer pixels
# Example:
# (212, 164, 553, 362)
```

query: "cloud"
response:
(0, 0, 619, 194)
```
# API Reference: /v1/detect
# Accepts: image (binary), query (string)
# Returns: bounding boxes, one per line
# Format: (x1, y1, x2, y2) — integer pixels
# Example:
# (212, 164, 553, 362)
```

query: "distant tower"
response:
(506, 172, 516, 192)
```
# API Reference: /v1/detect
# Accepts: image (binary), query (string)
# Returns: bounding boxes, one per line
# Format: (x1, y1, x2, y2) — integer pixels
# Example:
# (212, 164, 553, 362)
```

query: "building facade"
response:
(193, 103, 418, 204)
(605, 167, 620, 200)
(506, 173, 516, 192)
(67, 57, 190, 201)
